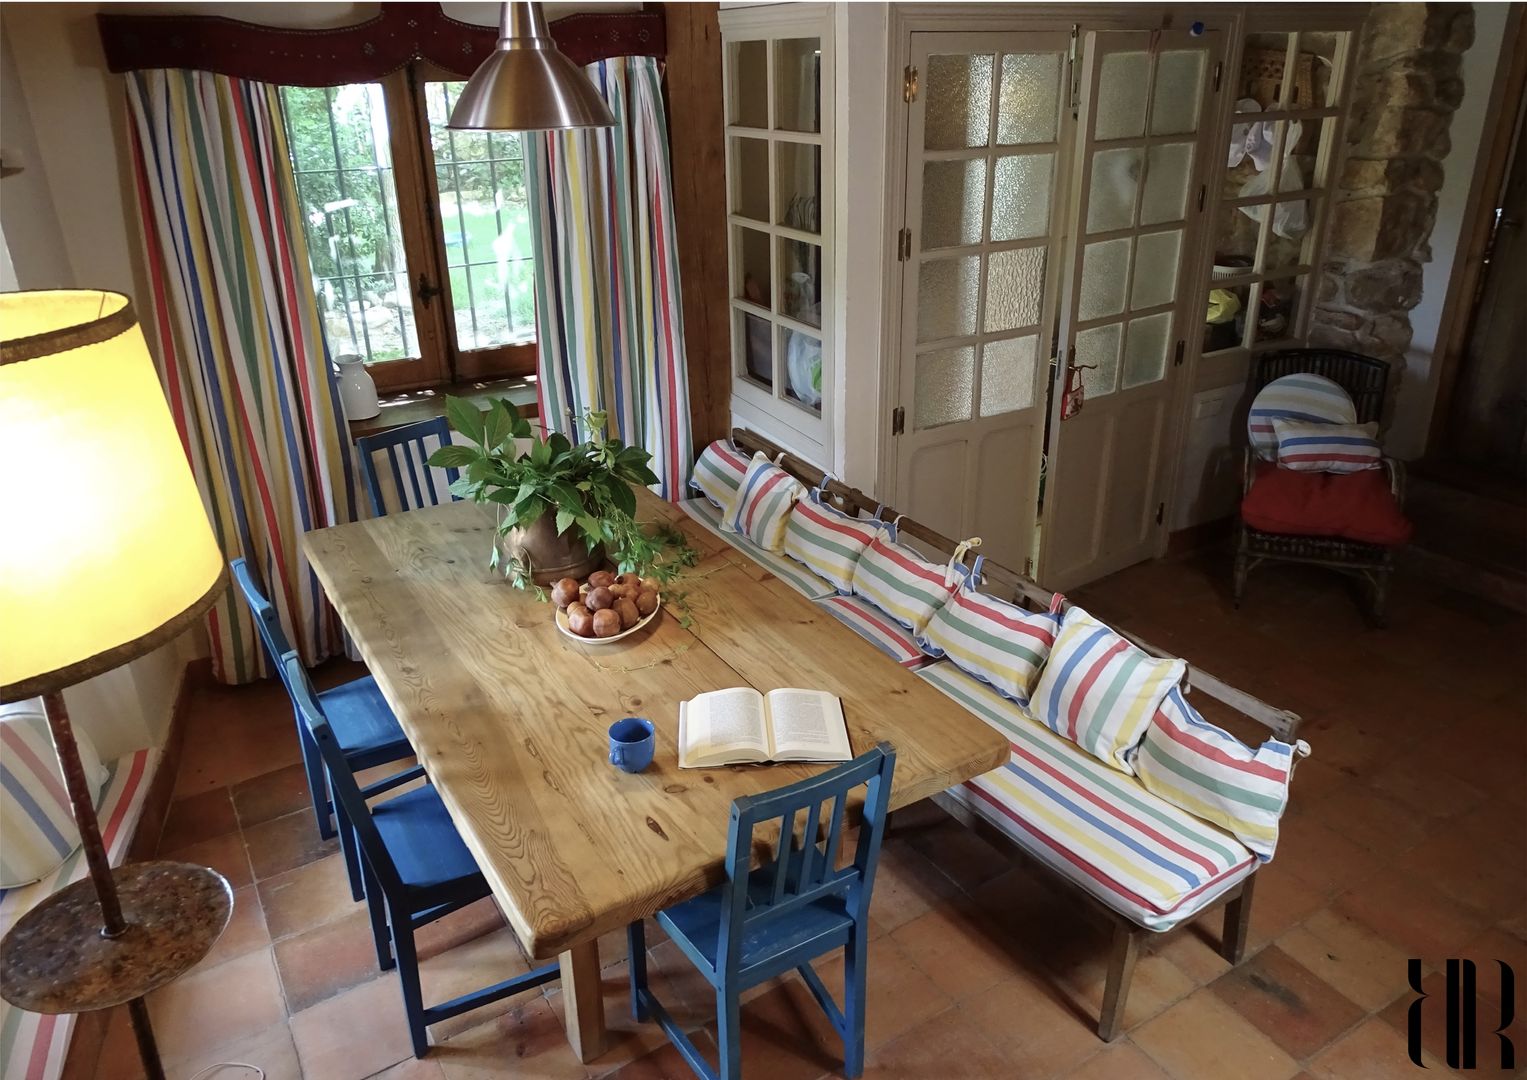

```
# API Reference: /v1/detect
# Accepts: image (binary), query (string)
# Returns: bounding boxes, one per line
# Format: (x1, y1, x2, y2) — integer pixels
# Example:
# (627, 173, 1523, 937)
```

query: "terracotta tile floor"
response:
(88, 551, 1525, 1079)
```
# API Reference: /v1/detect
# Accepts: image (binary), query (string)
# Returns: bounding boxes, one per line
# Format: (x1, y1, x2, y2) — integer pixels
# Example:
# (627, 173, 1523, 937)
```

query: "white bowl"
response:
(554, 592, 661, 645)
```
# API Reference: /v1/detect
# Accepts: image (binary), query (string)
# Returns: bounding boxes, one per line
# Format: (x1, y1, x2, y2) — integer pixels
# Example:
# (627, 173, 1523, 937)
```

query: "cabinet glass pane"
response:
(1203, 285, 1246, 355)
(997, 53, 1061, 145)
(980, 335, 1037, 416)
(1095, 52, 1150, 140)
(923, 159, 986, 249)
(1131, 230, 1182, 311)
(1303, 32, 1347, 107)
(1122, 312, 1172, 390)
(730, 40, 769, 128)
(1249, 275, 1304, 347)
(918, 255, 980, 343)
(775, 38, 822, 133)
(1075, 323, 1121, 398)
(1279, 117, 1328, 194)
(1238, 33, 1292, 109)
(1151, 50, 1205, 136)
(734, 226, 771, 309)
(732, 137, 769, 221)
(1140, 142, 1194, 226)
(1087, 147, 1141, 234)
(777, 142, 821, 232)
(737, 308, 772, 387)
(991, 154, 1053, 241)
(779, 239, 822, 328)
(925, 53, 993, 151)
(1212, 202, 1258, 272)
(984, 247, 1046, 333)
(1078, 238, 1131, 322)
(781, 327, 823, 412)
(914, 346, 975, 429)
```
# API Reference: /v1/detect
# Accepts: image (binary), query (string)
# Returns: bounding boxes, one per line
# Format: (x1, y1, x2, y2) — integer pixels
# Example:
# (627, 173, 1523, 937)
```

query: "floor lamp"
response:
(0, 290, 233, 1079)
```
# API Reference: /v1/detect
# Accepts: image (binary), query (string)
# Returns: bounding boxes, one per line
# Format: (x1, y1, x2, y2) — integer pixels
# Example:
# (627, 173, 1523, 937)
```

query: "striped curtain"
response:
(125, 69, 358, 684)
(526, 56, 692, 500)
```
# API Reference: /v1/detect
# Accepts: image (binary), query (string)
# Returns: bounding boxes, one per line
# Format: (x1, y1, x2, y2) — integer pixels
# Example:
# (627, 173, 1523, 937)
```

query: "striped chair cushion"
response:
(918, 586, 1060, 707)
(678, 498, 835, 600)
(1271, 418, 1381, 473)
(722, 453, 805, 553)
(920, 664, 1256, 930)
(1248, 373, 1356, 461)
(1031, 606, 1186, 774)
(0, 701, 107, 888)
(690, 440, 750, 508)
(783, 492, 885, 595)
(816, 595, 929, 668)
(850, 533, 958, 636)
(1129, 687, 1304, 861)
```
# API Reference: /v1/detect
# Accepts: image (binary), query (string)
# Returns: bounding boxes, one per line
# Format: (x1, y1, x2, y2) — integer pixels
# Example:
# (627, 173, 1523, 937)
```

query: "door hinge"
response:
(1156, 502, 1165, 525)
(1173, 339, 1186, 367)
(891, 406, 906, 436)
(1196, 184, 1207, 211)
(1212, 60, 1223, 92)
(1023, 557, 1034, 578)
(897, 227, 912, 262)
(903, 65, 919, 104)
(1068, 25, 1082, 119)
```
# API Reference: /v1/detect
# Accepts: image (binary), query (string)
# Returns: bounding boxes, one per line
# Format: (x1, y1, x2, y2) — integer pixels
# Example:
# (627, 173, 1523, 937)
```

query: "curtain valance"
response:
(98, 4, 665, 87)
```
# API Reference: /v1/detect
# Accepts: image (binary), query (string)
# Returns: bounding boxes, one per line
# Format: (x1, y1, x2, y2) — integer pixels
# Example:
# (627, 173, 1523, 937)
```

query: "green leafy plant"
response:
(427, 397, 697, 594)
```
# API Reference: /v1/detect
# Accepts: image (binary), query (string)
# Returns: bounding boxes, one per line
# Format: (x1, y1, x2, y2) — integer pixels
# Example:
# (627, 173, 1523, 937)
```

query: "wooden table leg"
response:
(559, 940, 606, 1064)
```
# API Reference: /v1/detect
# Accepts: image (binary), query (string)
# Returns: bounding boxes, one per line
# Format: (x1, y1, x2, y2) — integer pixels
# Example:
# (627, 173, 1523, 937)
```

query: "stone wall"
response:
(1312, 4, 1475, 407)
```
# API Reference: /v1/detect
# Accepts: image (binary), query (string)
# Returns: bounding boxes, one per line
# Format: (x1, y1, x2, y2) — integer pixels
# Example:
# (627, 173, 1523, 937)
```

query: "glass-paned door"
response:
(892, 31, 1072, 572)
(1039, 30, 1222, 590)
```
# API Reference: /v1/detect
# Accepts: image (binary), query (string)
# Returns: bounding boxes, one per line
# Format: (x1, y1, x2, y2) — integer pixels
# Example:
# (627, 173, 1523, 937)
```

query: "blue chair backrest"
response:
(230, 557, 296, 684)
(717, 743, 896, 971)
(355, 417, 459, 517)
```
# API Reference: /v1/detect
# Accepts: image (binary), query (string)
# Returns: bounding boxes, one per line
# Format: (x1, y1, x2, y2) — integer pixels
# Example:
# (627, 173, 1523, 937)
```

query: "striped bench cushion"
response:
(690, 440, 750, 508)
(816, 595, 930, 668)
(918, 586, 1060, 707)
(1, 701, 108, 888)
(1, 748, 159, 1080)
(850, 534, 958, 636)
(1271, 418, 1381, 473)
(678, 499, 835, 600)
(1248, 373, 1356, 461)
(919, 664, 1255, 931)
(783, 493, 886, 595)
(723, 454, 805, 553)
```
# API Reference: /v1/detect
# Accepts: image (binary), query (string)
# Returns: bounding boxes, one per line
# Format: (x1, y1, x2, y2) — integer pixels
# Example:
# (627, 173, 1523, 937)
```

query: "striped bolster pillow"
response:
(1248, 372, 1356, 461)
(918, 587, 1061, 706)
(1271, 418, 1381, 473)
(0, 700, 107, 888)
(1031, 606, 1186, 774)
(690, 440, 750, 508)
(850, 533, 957, 635)
(783, 492, 885, 594)
(722, 453, 805, 553)
(1130, 687, 1306, 860)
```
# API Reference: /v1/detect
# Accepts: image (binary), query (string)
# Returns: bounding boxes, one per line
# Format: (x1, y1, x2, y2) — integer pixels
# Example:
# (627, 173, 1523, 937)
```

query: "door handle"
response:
(416, 272, 443, 308)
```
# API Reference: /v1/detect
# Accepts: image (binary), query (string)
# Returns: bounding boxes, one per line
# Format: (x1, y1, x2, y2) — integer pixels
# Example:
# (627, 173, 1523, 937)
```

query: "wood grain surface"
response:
(302, 492, 1008, 965)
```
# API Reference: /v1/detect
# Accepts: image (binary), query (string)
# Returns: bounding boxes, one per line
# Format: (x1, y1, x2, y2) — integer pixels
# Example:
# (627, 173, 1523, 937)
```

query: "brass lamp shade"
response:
(0, 290, 225, 702)
(449, 1, 616, 131)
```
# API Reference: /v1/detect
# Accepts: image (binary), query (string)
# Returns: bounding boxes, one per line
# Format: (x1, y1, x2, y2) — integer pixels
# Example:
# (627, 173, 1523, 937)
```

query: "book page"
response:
(680, 688, 770, 767)
(765, 689, 851, 762)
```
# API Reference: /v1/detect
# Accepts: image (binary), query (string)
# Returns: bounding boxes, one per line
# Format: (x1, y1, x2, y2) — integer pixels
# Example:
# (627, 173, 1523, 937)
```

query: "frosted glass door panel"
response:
(1150, 50, 1206, 135)
(980, 336, 1038, 415)
(915, 347, 975, 429)
(992, 154, 1055, 240)
(997, 53, 1062, 144)
(922, 160, 986, 249)
(1122, 312, 1172, 389)
(984, 247, 1046, 332)
(1086, 147, 1141, 233)
(1131, 230, 1182, 310)
(1078, 239, 1131, 322)
(1140, 143, 1195, 226)
(918, 256, 981, 342)
(1095, 52, 1150, 139)
(925, 53, 994, 150)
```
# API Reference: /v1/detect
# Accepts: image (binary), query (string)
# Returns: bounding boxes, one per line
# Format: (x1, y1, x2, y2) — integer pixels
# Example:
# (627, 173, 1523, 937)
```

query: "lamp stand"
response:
(0, 691, 233, 1080)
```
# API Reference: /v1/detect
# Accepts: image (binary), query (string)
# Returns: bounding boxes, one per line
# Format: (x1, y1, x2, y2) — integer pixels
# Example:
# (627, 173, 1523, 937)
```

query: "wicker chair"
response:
(1233, 348, 1406, 627)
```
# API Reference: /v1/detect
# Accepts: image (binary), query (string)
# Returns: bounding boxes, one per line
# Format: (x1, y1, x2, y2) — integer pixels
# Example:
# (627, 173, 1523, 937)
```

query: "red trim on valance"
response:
(97, 4, 665, 86)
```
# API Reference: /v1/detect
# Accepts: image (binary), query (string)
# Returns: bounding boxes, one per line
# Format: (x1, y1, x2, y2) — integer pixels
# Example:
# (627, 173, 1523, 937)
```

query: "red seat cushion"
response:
(1241, 463, 1413, 546)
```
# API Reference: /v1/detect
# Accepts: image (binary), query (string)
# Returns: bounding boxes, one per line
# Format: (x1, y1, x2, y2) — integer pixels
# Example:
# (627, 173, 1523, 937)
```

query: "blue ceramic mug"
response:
(608, 717, 656, 773)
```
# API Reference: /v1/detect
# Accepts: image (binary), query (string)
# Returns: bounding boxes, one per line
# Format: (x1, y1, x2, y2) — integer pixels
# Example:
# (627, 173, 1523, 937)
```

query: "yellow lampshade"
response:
(1, 290, 225, 702)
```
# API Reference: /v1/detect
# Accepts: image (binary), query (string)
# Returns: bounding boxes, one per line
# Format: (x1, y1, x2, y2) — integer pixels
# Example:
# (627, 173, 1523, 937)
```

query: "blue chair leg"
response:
(627, 921, 649, 1022)
(842, 930, 868, 1079)
(393, 916, 429, 1058)
(336, 795, 365, 902)
(716, 985, 741, 1080)
(297, 719, 335, 840)
(363, 860, 393, 971)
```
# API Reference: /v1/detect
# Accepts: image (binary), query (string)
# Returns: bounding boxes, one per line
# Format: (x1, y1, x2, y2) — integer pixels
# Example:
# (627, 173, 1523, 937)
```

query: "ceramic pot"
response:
(498, 510, 605, 585)
(334, 354, 380, 420)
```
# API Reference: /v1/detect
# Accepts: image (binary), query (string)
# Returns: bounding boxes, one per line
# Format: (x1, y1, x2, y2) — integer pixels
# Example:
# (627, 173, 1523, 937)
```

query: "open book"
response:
(678, 687, 852, 768)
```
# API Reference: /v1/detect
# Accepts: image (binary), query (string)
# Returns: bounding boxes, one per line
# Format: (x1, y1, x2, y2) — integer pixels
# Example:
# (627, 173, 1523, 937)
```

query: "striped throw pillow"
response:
(1130, 687, 1305, 860)
(0, 700, 107, 888)
(783, 492, 885, 594)
(1031, 606, 1186, 774)
(919, 586, 1061, 706)
(850, 533, 958, 635)
(1271, 418, 1381, 473)
(690, 440, 750, 508)
(722, 453, 805, 553)
(1248, 373, 1356, 461)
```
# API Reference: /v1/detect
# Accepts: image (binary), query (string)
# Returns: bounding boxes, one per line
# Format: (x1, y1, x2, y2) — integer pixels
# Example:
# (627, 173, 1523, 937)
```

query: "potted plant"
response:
(427, 397, 696, 593)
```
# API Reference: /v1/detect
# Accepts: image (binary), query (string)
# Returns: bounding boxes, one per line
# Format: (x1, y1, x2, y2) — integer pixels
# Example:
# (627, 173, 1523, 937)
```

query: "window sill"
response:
(347, 377, 539, 439)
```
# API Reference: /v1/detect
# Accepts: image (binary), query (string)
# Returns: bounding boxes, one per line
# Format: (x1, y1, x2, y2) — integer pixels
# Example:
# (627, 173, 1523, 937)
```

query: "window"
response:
(280, 68, 537, 393)
(720, 7, 834, 463)
(1202, 27, 1355, 358)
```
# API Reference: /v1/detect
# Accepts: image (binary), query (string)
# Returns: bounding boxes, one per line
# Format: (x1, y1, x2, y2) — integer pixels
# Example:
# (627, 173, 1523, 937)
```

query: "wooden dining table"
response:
(302, 488, 1009, 1063)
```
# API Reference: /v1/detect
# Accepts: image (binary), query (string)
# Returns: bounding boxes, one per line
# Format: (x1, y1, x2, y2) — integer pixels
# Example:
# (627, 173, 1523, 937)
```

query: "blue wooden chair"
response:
(355, 417, 460, 517)
(230, 558, 414, 901)
(281, 652, 559, 1058)
(627, 743, 897, 1080)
